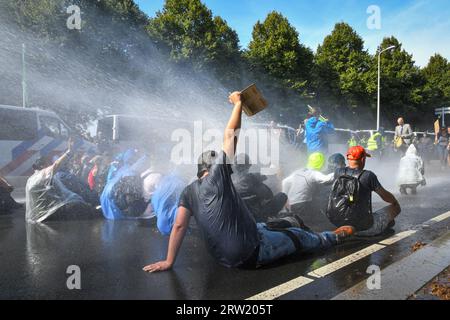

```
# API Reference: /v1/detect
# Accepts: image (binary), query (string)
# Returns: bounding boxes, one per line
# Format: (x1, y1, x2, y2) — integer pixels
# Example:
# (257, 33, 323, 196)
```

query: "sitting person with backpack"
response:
(326, 146, 401, 237)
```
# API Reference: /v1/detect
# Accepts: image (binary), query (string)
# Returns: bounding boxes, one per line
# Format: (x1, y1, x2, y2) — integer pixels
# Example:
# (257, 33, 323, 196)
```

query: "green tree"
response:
(422, 54, 450, 109)
(1, 0, 64, 39)
(375, 36, 424, 126)
(314, 22, 373, 123)
(244, 11, 313, 123)
(146, 0, 241, 85)
(210, 16, 242, 86)
(246, 11, 313, 94)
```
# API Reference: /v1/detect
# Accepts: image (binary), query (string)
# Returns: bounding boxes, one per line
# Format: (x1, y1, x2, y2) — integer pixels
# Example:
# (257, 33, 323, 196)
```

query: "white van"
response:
(0, 105, 95, 185)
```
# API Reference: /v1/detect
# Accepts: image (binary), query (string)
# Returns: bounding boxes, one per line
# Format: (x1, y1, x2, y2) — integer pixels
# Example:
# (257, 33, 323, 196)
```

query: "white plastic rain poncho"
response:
(396, 145, 425, 186)
(26, 167, 88, 223)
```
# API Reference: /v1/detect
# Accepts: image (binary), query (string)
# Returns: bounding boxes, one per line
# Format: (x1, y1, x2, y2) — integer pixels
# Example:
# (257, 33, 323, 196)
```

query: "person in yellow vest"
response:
(367, 127, 386, 159)
(348, 133, 358, 148)
(359, 134, 368, 149)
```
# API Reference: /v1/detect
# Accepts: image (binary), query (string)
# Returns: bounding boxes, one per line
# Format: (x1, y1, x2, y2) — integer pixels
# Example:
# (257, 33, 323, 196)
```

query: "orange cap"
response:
(347, 146, 371, 160)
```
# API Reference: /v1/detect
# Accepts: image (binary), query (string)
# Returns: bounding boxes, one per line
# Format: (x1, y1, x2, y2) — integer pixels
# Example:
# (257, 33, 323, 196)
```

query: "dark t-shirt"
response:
(334, 167, 383, 230)
(232, 172, 272, 200)
(232, 171, 273, 218)
(179, 151, 259, 268)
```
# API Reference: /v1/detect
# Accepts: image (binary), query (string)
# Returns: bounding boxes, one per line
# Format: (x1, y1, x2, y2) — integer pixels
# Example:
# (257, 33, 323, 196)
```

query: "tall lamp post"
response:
(377, 45, 396, 131)
(22, 43, 27, 108)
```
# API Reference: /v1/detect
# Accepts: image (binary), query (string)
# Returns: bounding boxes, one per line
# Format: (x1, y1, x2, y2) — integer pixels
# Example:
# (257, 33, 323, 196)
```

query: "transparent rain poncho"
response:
(396, 145, 425, 186)
(26, 168, 88, 223)
(151, 174, 186, 235)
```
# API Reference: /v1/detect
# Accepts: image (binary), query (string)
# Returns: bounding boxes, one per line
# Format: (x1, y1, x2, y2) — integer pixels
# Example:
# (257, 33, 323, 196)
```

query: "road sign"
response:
(435, 107, 450, 126)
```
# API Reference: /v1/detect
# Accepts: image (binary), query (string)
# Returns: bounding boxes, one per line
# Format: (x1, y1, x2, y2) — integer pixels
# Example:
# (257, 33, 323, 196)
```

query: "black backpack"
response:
(112, 175, 146, 217)
(326, 169, 371, 227)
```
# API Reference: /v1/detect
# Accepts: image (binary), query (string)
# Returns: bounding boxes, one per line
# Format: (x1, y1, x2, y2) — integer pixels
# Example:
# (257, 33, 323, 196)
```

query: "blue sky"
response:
(135, 0, 450, 67)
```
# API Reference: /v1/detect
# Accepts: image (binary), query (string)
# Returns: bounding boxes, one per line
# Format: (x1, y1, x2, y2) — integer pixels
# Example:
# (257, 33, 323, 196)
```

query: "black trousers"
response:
(248, 192, 288, 222)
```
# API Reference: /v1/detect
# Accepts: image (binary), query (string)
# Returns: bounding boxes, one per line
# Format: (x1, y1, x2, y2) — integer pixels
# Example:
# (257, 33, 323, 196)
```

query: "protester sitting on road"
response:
(100, 153, 150, 220)
(232, 153, 287, 222)
(397, 145, 426, 195)
(326, 153, 346, 174)
(143, 92, 355, 272)
(326, 146, 401, 237)
(79, 153, 94, 184)
(141, 168, 163, 204)
(87, 154, 111, 195)
(264, 152, 334, 228)
(151, 174, 187, 235)
(304, 106, 335, 154)
(309, 153, 348, 218)
(106, 149, 140, 182)
(88, 156, 102, 191)
(69, 152, 84, 177)
(435, 128, 450, 169)
(25, 138, 97, 223)
(0, 175, 22, 214)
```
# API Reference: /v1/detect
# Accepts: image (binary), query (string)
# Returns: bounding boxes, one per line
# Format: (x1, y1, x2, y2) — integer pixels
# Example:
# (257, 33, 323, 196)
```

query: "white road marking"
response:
(245, 211, 450, 300)
(425, 211, 450, 224)
(246, 276, 314, 300)
(307, 244, 386, 278)
(378, 230, 417, 245)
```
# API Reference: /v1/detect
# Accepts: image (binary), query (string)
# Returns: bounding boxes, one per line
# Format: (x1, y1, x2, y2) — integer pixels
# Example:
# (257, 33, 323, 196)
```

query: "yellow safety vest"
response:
(367, 133, 382, 151)
(348, 137, 358, 147)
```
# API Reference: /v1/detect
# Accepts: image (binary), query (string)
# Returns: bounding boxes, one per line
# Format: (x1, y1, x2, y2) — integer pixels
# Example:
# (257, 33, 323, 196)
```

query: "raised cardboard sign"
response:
(240, 84, 268, 117)
(434, 119, 440, 135)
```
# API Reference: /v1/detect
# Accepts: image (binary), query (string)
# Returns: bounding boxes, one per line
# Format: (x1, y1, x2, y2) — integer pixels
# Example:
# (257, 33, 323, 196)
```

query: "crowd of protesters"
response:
(2, 94, 448, 271)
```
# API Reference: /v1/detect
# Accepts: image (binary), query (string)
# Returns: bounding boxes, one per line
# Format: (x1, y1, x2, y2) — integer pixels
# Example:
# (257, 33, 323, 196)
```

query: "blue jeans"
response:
(256, 223, 337, 266)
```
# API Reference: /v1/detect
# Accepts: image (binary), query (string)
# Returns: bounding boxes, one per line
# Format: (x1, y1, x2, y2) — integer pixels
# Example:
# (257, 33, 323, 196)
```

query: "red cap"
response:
(347, 146, 371, 160)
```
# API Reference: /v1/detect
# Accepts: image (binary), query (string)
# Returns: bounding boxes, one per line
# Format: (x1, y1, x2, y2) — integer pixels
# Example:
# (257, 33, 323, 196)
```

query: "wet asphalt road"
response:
(0, 168, 449, 300)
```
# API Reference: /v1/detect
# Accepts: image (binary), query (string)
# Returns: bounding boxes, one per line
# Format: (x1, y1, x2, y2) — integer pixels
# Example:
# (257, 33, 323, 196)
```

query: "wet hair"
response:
(32, 157, 51, 171)
(328, 153, 346, 171)
(197, 150, 217, 178)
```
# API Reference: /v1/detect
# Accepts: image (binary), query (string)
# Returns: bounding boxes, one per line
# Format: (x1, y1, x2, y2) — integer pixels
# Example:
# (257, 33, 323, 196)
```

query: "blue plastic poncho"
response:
(100, 154, 148, 220)
(151, 174, 186, 235)
(106, 149, 139, 182)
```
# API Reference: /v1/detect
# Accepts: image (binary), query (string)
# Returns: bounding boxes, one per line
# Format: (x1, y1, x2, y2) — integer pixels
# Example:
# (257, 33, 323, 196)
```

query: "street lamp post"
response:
(22, 43, 27, 108)
(377, 45, 396, 131)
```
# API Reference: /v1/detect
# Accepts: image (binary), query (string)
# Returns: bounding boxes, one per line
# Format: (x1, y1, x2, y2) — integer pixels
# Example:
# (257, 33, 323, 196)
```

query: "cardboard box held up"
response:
(240, 84, 268, 117)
